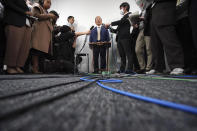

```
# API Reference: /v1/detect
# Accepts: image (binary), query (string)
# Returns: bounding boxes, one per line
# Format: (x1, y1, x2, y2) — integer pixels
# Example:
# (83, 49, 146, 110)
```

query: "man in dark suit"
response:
(147, 0, 184, 75)
(176, 0, 197, 74)
(189, 0, 197, 51)
(90, 16, 110, 73)
(106, 2, 134, 74)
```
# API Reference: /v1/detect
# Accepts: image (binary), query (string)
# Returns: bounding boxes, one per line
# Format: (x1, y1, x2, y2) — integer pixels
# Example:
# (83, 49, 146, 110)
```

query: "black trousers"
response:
(93, 45, 106, 71)
(190, 0, 197, 51)
(176, 17, 197, 70)
(132, 38, 140, 71)
(117, 39, 133, 71)
(151, 23, 184, 72)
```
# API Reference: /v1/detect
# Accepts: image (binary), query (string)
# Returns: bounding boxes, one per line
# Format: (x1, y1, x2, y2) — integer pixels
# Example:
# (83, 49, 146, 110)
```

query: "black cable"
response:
(0, 80, 83, 100)
(0, 75, 83, 81)
(110, 33, 118, 71)
(78, 26, 94, 53)
(78, 35, 88, 53)
(0, 77, 99, 121)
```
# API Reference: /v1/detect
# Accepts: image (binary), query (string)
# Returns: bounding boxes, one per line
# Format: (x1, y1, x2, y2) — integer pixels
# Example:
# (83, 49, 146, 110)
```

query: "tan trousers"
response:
(135, 29, 153, 70)
(4, 25, 31, 67)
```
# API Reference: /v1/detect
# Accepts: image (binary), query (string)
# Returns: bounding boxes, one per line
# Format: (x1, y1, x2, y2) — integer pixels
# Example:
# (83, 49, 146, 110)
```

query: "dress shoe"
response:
(136, 69, 146, 74)
(16, 67, 24, 74)
(32, 67, 42, 74)
(125, 70, 136, 74)
(6, 68, 18, 74)
(117, 70, 125, 73)
(93, 71, 99, 74)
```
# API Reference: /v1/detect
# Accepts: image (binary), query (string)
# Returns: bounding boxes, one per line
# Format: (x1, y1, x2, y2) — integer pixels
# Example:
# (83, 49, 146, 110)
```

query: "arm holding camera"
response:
(32, 6, 57, 20)
(75, 30, 91, 37)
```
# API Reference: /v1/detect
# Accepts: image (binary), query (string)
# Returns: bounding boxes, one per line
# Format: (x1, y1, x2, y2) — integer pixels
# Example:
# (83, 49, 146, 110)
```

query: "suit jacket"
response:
(144, 4, 152, 36)
(152, 0, 177, 26)
(4, 0, 29, 27)
(111, 12, 131, 40)
(89, 26, 110, 43)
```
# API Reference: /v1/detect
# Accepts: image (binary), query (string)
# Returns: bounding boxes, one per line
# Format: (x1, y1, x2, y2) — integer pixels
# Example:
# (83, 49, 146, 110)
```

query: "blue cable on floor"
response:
(149, 74, 197, 79)
(172, 75, 197, 78)
(80, 76, 197, 115)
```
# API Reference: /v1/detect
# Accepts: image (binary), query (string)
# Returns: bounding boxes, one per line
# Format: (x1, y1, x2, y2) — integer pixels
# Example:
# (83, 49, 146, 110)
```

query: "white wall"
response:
(50, 0, 140, 72)
(51, 0, 140, 27)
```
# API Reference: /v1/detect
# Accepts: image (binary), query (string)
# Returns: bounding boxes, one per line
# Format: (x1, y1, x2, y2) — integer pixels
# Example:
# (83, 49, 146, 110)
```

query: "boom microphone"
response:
(78, 25, 94, 53)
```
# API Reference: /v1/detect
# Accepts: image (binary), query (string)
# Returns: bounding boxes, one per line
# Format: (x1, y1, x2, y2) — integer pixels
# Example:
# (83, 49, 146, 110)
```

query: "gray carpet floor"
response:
(0, 74, 197, 131)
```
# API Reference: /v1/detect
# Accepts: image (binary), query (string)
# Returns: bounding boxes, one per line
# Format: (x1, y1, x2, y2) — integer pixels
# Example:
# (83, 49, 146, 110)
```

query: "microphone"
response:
(90, 26, 94, 30)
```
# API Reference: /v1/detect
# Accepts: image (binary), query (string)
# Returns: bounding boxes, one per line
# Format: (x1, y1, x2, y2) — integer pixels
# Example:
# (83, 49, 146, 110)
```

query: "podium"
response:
(89, 42, 111, 48)
(89, 42, 111, 72)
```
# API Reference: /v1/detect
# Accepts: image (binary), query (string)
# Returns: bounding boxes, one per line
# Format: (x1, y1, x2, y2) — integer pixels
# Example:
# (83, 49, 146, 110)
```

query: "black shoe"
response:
(184, 68, 192, 74)
(125, 70, 136, 74)
(117, 70, 124, 73)
(93, 71, 99, 74)
(191, 69, 197, 75)
(136, 69, 146, 74)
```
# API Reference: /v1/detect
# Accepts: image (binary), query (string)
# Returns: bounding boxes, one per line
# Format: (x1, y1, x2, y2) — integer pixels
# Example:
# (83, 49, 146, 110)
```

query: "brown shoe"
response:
(7, 68, 18, 74)
(16, 67, 24, 74)
(32, 67, 42, 74)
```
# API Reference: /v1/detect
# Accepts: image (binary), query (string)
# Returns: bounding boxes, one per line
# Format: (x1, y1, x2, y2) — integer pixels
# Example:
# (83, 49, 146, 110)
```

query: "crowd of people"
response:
(0, 0, 196, 75)
(0, 0, 90, 74)
(106, 0, 197, 75)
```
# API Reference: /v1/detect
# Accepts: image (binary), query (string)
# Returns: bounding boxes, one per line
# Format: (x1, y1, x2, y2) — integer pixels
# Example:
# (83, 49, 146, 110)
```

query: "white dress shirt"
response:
(97, 26, 101, 41)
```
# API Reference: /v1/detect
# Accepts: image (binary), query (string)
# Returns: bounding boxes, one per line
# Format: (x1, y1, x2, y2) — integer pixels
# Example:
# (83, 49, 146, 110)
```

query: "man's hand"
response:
(75, 30, 91, 37)
(85, 30, 91, 35)
(139, 17, 145, 20)
(105, 23, 111, 28)
(133, 24, 138, 28)
(48, 13, 57, 20)
(25, 11, 33, 16)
